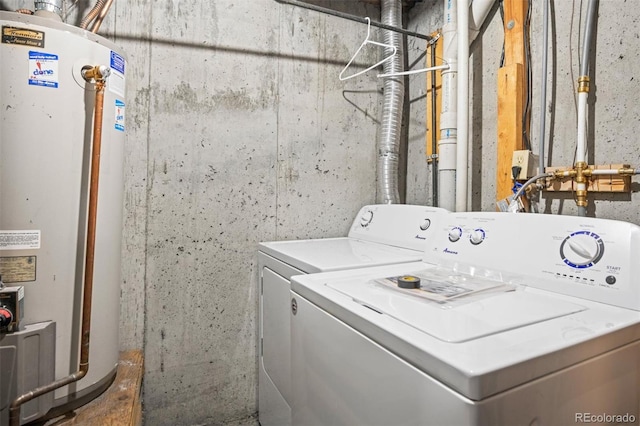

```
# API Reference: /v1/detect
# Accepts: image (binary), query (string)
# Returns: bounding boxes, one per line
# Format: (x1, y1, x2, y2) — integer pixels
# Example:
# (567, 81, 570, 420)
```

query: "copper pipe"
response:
(90, 0, 115, 33)
(9, 72, 107, 426)
(79, 0, 107, 29)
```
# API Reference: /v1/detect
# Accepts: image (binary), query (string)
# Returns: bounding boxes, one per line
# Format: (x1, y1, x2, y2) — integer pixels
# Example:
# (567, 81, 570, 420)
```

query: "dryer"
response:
(291, 212, 640, 425)
(258, 204, 447, 426)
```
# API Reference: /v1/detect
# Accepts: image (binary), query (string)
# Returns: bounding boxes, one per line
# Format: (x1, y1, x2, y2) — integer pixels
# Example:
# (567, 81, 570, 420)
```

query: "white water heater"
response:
(0, 9, 125, 424)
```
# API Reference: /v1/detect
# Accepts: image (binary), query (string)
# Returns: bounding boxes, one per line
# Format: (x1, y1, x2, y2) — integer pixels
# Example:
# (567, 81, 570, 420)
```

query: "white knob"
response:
(470, 229, 485, 245)
(360, 210, 374, 227)
(564, 236, 600, 265)
(448, 227, 462, 242)
(420, 218, 431, 231)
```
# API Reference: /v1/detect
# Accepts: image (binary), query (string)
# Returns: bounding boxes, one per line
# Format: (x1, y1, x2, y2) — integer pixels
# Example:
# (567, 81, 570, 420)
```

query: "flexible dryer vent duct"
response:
(377, 0, 404, 204)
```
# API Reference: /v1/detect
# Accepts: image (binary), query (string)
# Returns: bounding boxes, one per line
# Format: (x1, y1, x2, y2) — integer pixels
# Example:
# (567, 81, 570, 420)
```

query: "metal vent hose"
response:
(34, 0, 63, 20)
(377, 0, 404, 204)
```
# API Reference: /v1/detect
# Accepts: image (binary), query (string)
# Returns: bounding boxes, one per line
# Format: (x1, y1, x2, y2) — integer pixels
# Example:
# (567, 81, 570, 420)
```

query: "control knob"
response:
(0, 306, 13, 329)
(360, 210, 374, 227)
(470, 228, 485, 245)
(560, 231, 604, 268)
(448, 227, 463, 242)
(419, 218, 431, 231)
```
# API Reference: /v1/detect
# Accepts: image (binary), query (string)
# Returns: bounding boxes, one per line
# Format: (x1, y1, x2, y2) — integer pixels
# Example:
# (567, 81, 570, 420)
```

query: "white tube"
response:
(455, 0, 469, 212)
(576, 92, 588, 165)
(438, 0, 458, 211)
(469, 0, 496, 43)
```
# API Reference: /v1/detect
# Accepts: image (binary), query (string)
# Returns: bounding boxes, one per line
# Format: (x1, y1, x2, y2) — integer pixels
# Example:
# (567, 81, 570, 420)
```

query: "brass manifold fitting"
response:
(578, 76, 590, 93)
(550, 163, 637, 207)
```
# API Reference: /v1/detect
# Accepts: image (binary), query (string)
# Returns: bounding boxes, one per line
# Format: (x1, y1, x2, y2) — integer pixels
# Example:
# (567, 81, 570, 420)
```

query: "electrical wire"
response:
(522, 0, 532, 151)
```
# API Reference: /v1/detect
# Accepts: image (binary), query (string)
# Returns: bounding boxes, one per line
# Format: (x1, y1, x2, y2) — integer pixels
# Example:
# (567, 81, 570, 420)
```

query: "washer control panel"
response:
(424, 212, 640, 311)
(349, 205, 448, 252)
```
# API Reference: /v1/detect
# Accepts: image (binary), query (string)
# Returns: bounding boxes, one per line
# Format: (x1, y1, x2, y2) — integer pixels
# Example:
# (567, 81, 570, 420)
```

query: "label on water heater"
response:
(28, 51, 58, 88)
(109, 50, 126, 97)
(0, 230, 41, 250)
(115, 99, 125, 132)
(0, 256, 37, 283)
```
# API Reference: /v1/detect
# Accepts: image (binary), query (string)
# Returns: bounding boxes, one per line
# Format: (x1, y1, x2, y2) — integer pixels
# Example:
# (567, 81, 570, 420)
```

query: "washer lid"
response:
(328, 280, 586, 343)
(259, 238, 421, 273)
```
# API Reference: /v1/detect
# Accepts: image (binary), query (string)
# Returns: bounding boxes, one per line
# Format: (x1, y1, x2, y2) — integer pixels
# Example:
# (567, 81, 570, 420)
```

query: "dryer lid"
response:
(328, 277, 586, 343)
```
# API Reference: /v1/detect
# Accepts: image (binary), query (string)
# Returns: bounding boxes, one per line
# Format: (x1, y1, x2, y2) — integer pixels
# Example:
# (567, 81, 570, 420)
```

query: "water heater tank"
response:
(0, 10, 125, 422)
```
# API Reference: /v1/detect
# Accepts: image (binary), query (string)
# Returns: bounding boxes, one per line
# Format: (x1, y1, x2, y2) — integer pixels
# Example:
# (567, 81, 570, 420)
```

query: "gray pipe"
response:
(577, 0, 598, 217)
(538, 0, 549, 178)
(377, 0, 404, 204)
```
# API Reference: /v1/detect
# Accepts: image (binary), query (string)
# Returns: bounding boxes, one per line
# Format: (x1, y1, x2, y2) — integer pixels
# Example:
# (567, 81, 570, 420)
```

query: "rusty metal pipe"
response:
(9, 71, 107, 426)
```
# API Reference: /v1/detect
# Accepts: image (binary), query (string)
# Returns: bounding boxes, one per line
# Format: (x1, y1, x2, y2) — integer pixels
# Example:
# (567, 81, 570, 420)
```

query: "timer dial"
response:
(360, 210, 374, 227)
(560, 231, 605, 268)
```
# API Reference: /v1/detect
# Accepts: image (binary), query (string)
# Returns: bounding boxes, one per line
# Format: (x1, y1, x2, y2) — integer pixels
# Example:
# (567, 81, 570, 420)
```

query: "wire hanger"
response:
(339, 17, 398, 81)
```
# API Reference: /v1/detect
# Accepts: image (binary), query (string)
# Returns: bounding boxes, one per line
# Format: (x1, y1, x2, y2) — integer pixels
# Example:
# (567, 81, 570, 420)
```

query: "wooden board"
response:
(42, 350, 143, 426)
(425, 30, 443, 163)
(496, 0, 529, 206)
(496, 63, 525, 200)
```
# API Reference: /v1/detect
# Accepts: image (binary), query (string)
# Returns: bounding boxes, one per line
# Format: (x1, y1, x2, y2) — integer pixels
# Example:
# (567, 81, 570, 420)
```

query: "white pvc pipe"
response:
(469, 0, 495, 43)
(455, 0, 469, 212)
(438, 0, 458, 211)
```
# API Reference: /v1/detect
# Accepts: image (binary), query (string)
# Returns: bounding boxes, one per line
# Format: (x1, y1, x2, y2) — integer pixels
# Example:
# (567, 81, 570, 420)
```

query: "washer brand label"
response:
(115, 99, 125, 132)
(2, 26, 45, 47)
(0, 230, 41, 250)
(0, 256, 37, 283)
(28, 51, 59, 88)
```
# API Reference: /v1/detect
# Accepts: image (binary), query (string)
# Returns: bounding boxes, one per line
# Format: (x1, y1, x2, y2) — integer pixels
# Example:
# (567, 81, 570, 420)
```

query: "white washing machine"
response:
(258, 204, 448, 426)
(291, 212, 640, 426)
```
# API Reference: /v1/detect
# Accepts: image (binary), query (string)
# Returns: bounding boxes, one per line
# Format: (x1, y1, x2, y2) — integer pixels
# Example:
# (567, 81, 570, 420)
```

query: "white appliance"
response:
(0, 10, 125, 424)
(258, 204, 448, 426)
(291, 212, 640, 426)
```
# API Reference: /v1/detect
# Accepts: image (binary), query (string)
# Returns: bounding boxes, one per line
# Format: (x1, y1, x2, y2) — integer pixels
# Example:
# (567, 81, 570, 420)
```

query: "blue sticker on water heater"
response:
(28, 51, 59, 88)
(110, 51, 125, 74)
(115, 99, 125, 132)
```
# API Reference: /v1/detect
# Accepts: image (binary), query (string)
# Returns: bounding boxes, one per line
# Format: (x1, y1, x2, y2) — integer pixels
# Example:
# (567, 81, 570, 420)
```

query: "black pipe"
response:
(275, 0, 432, 41)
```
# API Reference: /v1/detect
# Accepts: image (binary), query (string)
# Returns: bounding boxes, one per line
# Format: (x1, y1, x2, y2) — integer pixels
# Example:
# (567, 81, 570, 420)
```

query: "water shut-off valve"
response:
(81, 64, 110, 84)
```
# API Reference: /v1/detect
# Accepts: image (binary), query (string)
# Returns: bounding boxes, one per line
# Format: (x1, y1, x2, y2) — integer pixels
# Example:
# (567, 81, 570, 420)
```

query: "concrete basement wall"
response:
(406, 0, 640, 224)
(111, 1, 382, 424)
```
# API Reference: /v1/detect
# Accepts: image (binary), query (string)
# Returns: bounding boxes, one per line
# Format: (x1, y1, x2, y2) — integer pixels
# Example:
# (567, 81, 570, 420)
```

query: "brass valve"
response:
(81, 65, 111, 83)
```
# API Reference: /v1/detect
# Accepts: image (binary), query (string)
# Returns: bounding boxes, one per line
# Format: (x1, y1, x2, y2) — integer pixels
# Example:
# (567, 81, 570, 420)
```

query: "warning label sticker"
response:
(115, 99, 125, 132)
(0, 256, 36, 283)
(2, 26, 45, 48)
(0, 230, 41, 250)
(28, 51, 59, 88)
(108, 50, 126, 97)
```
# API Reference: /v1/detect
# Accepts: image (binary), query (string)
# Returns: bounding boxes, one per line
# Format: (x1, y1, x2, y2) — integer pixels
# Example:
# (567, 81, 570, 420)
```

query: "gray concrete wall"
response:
(406, 0, 640, 224)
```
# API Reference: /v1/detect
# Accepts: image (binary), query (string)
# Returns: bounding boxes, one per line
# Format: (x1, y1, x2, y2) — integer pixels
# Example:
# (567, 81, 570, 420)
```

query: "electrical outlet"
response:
(512, 150, 539, 180)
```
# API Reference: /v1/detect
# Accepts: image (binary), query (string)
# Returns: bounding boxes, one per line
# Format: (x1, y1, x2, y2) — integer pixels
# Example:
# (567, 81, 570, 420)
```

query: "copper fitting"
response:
(618, 166, 636, 175)
(575, 162, 589, 208)
(578, 76, 590, 93)
(81, 65, 111, 83)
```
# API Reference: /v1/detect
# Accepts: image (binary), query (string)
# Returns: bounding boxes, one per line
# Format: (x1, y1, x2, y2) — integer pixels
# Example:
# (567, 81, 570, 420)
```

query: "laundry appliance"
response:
(291, 212, 640, 426)
(258, 204, 447, 426)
